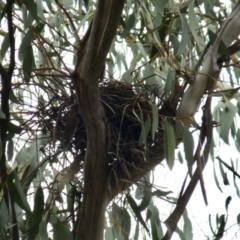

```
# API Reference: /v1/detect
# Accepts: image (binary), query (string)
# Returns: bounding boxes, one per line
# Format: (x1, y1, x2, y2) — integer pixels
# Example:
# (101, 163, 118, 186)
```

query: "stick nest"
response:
(41, 80, 166, 167)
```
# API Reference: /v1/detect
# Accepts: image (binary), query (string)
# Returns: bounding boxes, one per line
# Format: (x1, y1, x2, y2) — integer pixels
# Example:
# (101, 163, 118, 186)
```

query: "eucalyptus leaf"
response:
(138, 191, 152, 212)
(183, 210, 193, 240)
(19, 28, 34, 62)
(52, 219, 73, 240)
(122, 13, 135, 38)
(39, 220, 48, 240)
(0, 109, 5, 119)
(161, 120, 175, 170)
(148, 203, 163, 240)
(0, 32, 9, 60)
(23, 46, 35, 82)
(177, 13, 189, 56)
(7, 139, 13, 161)
(151, 103, 159, 140)
(126, 195, 149, 234)
(183, 128, 194, 176)
(22, 0, 39, 23)
(138, 116, 151, 147)
(220, 101, 237, 144)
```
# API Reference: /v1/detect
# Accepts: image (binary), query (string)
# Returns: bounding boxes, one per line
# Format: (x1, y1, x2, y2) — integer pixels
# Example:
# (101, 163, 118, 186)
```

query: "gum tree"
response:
(1, 0, 240, 239)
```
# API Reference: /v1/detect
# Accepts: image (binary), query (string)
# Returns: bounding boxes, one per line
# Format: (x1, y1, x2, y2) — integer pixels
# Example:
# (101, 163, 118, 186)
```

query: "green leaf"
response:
(126, 194, 149, 234)
(151, 103, 159, 140)
(213, 161, 222, 193)
(63, 0, 73, 9)
(7, 122, 23, 134)
(138, 191, 152, 212)
(39, 220, 48, 240)
(121, 13, 135, 38)
(23, 46, 35, 82)
(119, 207, 131, 240)
(138, 116, 151, 147)
(144, 65, 160, 87)
(183, 128, 194, 176)
(18, 28, 34, 62)
(10, 90, 22, 104)
(105, 227, 115, 240)
(27, 186, 44, 239)
(52, 219, 73, 240)
(220, 101, 237, 144)
(165, 68, 176, 100)
(152, 189, 172, 197)
(0, 32, 9, 60)
(152, 0, 168, 16)
(0, 109, 5, 119)
(161, 120, 175, 170)
(225, 196, 232, 212)
(175, 226, 185, 239)
(237, 213, 240, 225)
(183, 210, 193, 240)
(217, 157, 229, 185)
(232, 159, 240, 197)
(148, 203, 163, 240)
(188, 2, 204, 50)
(0, 198, 8, 232)
(108, 204, 131, 240)
(208, 29, 230, 58)
(7, 139, 14, 161)
(8, 172, 31, 214)
(177, 13, 189, 56)
(133, 222, 139, 240)
(22, 0, 39, 23)
(178, 150, 183, 164)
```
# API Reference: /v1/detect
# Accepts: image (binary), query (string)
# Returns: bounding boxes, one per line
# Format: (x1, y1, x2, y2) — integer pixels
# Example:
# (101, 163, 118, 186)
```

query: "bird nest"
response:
(41, 80, 166, 168)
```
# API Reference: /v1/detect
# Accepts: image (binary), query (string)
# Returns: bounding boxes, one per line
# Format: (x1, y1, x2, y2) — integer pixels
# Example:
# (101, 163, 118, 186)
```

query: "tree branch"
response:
(175, 2, 240, 140)
(163, 97, 213, 240)
(74, 1, 125, 239)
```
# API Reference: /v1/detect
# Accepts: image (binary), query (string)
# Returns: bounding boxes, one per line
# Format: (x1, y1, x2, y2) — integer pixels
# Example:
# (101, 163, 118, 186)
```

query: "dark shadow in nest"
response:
(43, 80, 172, 174)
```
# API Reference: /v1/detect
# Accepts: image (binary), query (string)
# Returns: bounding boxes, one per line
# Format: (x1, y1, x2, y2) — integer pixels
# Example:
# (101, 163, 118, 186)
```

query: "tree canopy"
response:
(1, 0, 240, 239)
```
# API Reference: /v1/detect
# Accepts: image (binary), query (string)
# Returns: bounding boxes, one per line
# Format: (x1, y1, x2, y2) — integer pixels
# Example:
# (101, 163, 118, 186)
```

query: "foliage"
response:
(0, 0, 240, 240)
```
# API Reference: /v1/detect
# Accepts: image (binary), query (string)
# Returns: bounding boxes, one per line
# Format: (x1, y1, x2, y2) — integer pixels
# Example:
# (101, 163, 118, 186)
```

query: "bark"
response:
(74, 1, 125, 239)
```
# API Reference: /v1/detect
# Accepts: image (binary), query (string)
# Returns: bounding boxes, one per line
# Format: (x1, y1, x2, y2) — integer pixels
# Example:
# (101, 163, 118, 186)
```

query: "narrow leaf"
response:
(8, 173, 31, 214)
(165, 68, 176, 100)
(151, 103, 159, 140)
(237, 214, 240, 225)
(39, 220, 48, 240)
(105, 227, 115, 240)
(126, 194, 149, 233)
(0, 32, 9, 60)
(138, 191, 152, 212)
(177, 13, 189, 56)
(18, 28, 34, 62)
(23, 46, 34, 82)
(225, 196, 232, 212)
(220, 101, 237, 144)
(138, 116, 151, 146)
(183, 128, 194, 176)
(217, 157, 229, 185)
(133, 221, 139, 240)
(22, 0, 39, 23)
(0, 109, 5, 119)
(183, 210, 193, 240)
(213, 162, 223, 193)
(7, 139, 14, 161)
(148, 203, 163, 240)
(52, 219, 73, 240)
(121, 13, 135, 38)
(161, 120, 175, 170)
